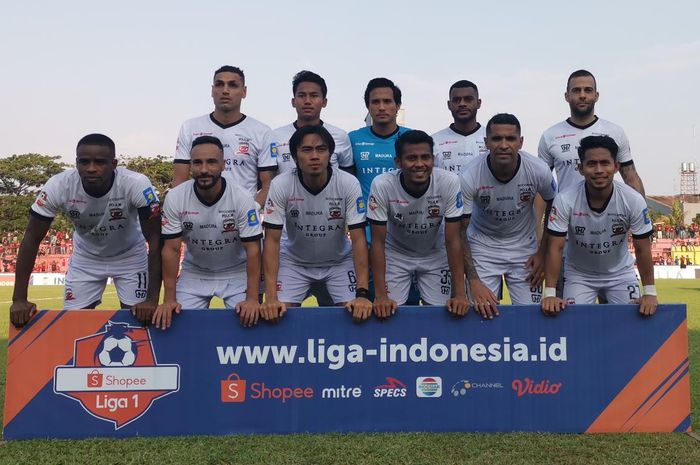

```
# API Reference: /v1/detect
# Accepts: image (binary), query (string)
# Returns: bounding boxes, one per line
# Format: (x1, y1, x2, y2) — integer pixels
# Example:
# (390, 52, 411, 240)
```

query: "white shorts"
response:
(385, 247, 451, 305)
(471, 247, 542, 305)
(563, 268, 640, 304)
(176, 269, 247, 309)
(64, 250, 148, 309)
(276, 254, 356, 304)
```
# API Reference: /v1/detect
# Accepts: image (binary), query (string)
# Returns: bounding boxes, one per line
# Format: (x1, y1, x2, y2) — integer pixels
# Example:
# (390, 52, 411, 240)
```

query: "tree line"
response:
(0, 154, 172, 233)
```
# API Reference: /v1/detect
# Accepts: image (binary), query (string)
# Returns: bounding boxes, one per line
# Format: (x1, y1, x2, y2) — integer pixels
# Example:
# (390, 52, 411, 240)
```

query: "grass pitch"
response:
(0, 282, 698, 465)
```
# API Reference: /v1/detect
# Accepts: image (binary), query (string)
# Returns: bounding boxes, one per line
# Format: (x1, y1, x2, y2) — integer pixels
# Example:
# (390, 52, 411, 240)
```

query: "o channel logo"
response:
(450, 380, 504, 396)
(416, 376, 442, 398)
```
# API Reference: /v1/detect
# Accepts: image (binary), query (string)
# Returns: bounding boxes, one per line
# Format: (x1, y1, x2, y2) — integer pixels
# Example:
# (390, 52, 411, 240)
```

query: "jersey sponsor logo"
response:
(142, 187, 157, 206)
(36, 190, 49, 207)
(394, 212, 404, 221)
(183, 221, 194, 231)
(642, 208, 651, 224)
(356, 197, 366, 213)
(519, 187, 533, 203)
(575, 226, 586, 235)
(610, 221, 626, 237)
(237, 139, 250, 155)
(53, 321, 180, 429)
(368, 195, 379, 211)
(247, 209, 259, 226)
(554, 133, 576, 140)
(427, 205, 441, 218)
(65, 287, 76, 301)
(479, 194, 491, 205)
(560, 144, 571, 153)
(354, 142, 374, 146)
(375, 153, 393, 159)
(289, 207, 299, 218)
(455, 192, 463, 209)
(222, 218, 237, 232)
(69, 209, 81, 219)
(328, 206, 343, 220)
(360, 151, 369, 161)
(442, 151, 452, 160)
(270, 143, 278, 158)
(109, 208, 125, 221)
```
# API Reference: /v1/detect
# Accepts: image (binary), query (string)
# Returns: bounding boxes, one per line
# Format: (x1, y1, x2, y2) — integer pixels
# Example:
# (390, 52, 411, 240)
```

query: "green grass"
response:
(0, 282, 698, 465)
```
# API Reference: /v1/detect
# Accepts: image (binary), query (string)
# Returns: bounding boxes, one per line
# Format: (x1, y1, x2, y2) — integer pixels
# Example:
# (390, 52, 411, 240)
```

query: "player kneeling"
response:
(261, 125, 372, 321)
(153, 136, 263, 329)
(367, 130, 468, 318)
(10, 134, 162, 327)
(542, 135, 657, 316)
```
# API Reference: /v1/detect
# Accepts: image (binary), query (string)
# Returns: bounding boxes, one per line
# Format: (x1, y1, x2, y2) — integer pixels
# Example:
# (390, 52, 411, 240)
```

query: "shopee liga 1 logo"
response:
(53, 321, 180, 429)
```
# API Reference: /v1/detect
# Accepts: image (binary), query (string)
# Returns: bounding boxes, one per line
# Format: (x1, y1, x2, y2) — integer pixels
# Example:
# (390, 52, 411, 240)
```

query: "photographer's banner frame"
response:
(3, 305, 691, 439)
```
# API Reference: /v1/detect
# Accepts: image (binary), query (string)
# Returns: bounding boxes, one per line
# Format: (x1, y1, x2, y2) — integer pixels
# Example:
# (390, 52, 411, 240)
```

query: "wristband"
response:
(543, 287, 557, 298)
(355, 287, 370, 299)
(643, 285, 657, 296)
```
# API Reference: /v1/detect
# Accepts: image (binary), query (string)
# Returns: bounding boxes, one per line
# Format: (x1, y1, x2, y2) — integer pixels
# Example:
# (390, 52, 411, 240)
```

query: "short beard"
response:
(570, 103, 594, 120)
(195, 174, 221, 191)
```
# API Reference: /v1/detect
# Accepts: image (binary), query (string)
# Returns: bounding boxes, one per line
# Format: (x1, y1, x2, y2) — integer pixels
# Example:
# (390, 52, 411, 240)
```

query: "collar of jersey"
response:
(193, 176, 227, 206)
(297, 166, 333, 196)
(399, 171, 431, 199)
(370, 126, 400, 140)
(209, 113, 247, 129)
(293, 120, 324, 130)
(585, 181, 614, 213)
(486, 152, 522, 184)
(449, 122, 482, 137)
(565, 116, 599, 131)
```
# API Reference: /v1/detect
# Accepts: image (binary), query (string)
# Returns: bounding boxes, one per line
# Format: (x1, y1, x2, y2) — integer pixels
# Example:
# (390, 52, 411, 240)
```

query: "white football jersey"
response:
(174, 114, 278, 194)
(273, 122, 354, 174)
(263, 168, 366, 266)
(31, 167, 158, 258)
(538, 117, 633, 190)
(161, 177, 263, 278)
(460, 152, 557, 252)
(367, 169, 463, 256)
(547, 180, 652, 276)
(432, 124, 487, 173)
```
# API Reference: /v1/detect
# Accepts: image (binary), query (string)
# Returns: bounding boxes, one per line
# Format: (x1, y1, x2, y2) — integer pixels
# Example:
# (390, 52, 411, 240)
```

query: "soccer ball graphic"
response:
(93, 322, 139, 367)
(98, 335, 136, 366)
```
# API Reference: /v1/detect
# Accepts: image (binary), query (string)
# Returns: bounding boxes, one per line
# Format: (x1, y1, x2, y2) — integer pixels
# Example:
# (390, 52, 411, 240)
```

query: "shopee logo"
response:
(221, 373, 246, 403)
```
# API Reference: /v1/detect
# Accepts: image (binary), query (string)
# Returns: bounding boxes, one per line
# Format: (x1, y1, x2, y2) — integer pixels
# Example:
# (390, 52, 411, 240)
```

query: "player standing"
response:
(538, 69, 644, 195)
(153, 136, 263, 329)
(368, 130, 468, 317)
(274, 70, 353, 174)
(261, 125, 372, 322)
(432, 80, 487, 173)
(541, 135, 657, 315)
(10, 134, 162, 326)
(172, 65, 277, 207)
(460, 114, 557, 316)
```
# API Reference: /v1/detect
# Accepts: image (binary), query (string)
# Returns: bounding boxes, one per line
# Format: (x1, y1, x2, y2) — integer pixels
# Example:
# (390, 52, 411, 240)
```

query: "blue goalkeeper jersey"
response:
(349, 126, 411, 200)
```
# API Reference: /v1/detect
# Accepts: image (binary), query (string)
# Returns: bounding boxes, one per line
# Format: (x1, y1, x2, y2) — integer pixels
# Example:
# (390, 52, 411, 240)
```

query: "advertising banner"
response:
(3, 305, 691, 439)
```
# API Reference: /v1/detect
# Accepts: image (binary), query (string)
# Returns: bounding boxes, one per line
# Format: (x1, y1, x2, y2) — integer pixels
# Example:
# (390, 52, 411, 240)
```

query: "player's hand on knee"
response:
(10, 300, 37, 328)
(469, 280, 500, 319)
(261, 300, 285, 323)
(346, 297, 373, 322)
(372, 296, 397, 320)
(447, 295, 469, 317)
(236, 299, 260, 328)
(152, 301, 181, 330)
(525, 253, 545, 287)
(133, 299, 158, 325)
(635, 295, 658, 316)
(540, 296, 566, 316)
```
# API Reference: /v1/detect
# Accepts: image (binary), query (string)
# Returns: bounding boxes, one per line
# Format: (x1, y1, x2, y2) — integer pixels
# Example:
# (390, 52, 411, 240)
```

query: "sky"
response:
(1, 0, 698, 195)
